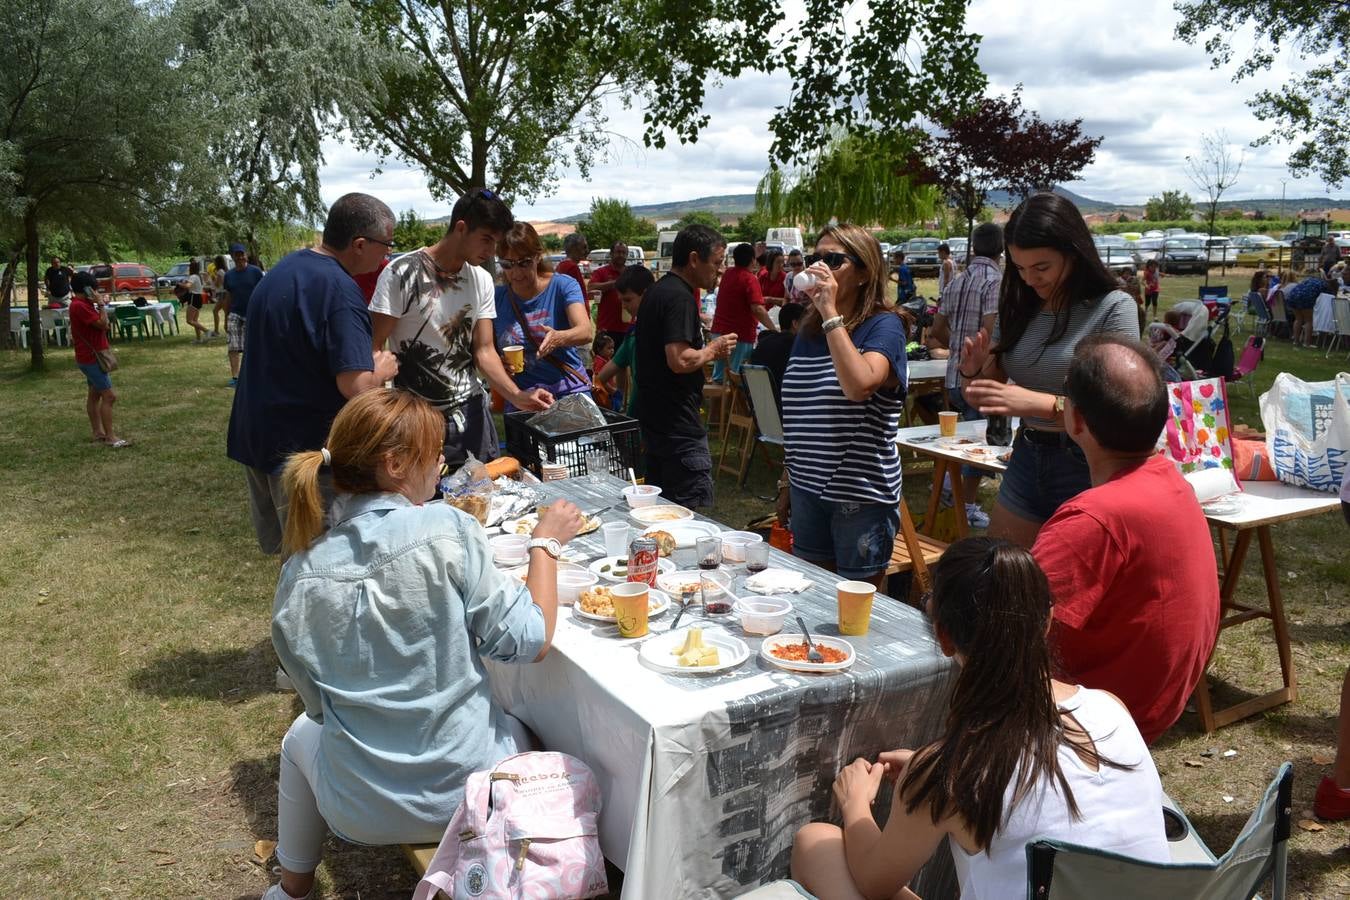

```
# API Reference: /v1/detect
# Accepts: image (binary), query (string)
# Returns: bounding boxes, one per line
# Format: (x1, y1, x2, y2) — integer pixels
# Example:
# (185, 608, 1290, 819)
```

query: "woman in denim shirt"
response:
(264, 389, 583, 900)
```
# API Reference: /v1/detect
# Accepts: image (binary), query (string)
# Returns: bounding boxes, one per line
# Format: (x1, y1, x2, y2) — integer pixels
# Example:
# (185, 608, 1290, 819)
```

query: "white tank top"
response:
(949, 687, 1168, 899)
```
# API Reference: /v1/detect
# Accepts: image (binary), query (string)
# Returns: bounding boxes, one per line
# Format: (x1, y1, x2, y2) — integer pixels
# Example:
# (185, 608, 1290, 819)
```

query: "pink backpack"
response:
(412, 751, 608, 900)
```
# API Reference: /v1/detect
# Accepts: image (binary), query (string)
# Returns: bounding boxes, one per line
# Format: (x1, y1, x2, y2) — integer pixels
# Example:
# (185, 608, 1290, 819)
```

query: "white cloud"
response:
(318, 0, 1335, 221)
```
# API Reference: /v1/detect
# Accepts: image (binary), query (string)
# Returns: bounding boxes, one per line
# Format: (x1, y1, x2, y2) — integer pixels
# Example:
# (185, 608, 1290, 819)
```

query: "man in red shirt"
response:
(1032, 334, 1218, 744)
(711, 242, 777, 382)
(556, 232, 588, 298)
(590, 241, 629, 346)
(67, 271, 130, 447)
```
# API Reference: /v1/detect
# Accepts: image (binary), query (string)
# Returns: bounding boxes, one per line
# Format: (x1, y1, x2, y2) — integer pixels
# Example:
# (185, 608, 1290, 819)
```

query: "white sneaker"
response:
(965, 503, 990, 529)
(276, 667, 294, 691)
(262, 884, 309, 900)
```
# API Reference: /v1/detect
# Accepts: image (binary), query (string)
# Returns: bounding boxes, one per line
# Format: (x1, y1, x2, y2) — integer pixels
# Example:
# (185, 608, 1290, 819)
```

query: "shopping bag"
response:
(1259, 372, 1350, 492)
(1155, 377, 1240, 500)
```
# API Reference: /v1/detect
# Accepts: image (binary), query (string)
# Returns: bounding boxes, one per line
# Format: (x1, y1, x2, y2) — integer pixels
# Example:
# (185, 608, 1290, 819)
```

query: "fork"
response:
(795, 615, 824, 663)
(671, 588, 696, 630)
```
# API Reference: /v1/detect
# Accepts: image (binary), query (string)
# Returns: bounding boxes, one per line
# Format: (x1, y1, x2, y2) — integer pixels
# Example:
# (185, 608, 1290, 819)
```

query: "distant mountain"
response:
(554, 194, 758, 224)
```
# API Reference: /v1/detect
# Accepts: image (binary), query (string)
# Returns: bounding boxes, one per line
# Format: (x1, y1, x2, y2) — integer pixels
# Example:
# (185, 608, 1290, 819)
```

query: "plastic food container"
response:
(629, 504, 694, 526)
(557, 569, 600, 606)
(622, 484, 663, 508)
(733, 596, 793, 636)
(489, 534, 530, 566)
(718, 530, 764, 562)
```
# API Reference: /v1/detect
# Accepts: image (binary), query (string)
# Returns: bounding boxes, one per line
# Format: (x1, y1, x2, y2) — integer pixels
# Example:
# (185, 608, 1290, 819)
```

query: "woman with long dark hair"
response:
(791, 538, 1166, 899)
(184, 258, 209, 342)
(779, 223, 907, 589)
(960, 192, 1139, 547)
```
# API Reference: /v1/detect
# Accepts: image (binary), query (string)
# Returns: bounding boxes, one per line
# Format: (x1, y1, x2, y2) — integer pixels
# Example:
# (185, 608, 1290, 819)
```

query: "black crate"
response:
(504, 408, 642, 479)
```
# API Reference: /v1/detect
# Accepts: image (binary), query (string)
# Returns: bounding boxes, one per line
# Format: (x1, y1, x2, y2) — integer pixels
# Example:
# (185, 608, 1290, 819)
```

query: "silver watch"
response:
(527, 537, 562, 559)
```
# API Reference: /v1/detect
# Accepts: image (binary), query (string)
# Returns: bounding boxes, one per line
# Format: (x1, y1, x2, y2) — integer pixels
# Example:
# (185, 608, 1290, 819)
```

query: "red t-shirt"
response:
(711, 266, 765, 343)
(68, 296, 110, 365)
(758, 268, 786, 305)
(352, 256, 390, 305)
(556, 258, 587, 298)
(592, 263, 625, 332)
(1033, 455, 1219, 744)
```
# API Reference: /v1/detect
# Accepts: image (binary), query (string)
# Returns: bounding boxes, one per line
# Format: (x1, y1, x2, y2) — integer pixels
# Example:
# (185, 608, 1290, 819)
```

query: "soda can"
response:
(627, 536, 659, 586)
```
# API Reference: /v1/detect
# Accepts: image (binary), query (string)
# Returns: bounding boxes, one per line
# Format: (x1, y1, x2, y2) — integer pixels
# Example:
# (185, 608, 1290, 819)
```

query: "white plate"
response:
(571, 588, 671, 623)
(638, 628, 750, 674)
(1201, 498, 1243, 516)
(656, 570, 732, 600)
(641, 520, 723, 549)
(588, 555, 676, 582)
(500, 512, 602, 536)
(629, 504, 695, 526)
(760, 633, 855, 673)
(936, 436, 979, 449)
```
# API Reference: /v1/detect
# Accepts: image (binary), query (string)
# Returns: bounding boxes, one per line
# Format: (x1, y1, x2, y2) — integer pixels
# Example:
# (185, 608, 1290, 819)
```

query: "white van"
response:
(766, 227, 804, 254)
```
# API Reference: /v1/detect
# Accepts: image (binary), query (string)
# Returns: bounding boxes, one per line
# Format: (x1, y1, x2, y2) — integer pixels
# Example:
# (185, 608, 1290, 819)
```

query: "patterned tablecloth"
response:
(487, 475, 957, 899)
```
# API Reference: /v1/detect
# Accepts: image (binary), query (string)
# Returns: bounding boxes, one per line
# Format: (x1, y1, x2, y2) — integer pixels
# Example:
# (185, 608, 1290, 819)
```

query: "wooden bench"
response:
(885, 498, 947, 598)
(403, 843, 437, 876)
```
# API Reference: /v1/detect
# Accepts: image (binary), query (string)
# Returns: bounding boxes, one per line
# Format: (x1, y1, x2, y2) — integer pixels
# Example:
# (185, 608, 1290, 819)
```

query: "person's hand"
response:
(963, 379, 1044, 418)
(513, 387, 554, 412)
(536, 325, 563, 357)
(877, 748, 915, 781)
(929, 347, 950, 359)
(373, 350, 399, 382)
(710, 334, 734, 361)
(832, 757, 886, 814)
(803, 261, 839, 318)
(534, 499, 584, 545)
(959, 328, 992, 378)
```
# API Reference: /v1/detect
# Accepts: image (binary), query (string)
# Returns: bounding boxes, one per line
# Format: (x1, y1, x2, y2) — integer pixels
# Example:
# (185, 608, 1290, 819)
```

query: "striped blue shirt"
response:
(783, 313, 908, 504)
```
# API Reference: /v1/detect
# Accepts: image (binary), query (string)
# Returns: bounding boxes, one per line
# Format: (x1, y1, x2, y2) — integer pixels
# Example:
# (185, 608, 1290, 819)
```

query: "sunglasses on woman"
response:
(497, 257, 536, 270)
(805, 251, 861, 270)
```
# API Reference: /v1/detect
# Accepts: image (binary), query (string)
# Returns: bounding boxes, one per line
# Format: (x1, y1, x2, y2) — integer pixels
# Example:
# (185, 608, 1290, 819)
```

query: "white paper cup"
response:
(602, 522, 631, 557)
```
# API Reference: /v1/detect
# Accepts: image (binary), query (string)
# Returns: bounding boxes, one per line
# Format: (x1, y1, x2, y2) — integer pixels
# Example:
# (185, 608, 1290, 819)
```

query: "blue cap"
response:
(229, 243, 247, 254)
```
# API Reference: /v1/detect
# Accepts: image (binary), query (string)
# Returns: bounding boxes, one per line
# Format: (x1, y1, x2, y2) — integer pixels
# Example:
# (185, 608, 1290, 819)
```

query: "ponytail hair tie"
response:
(320, 447, 332, 466)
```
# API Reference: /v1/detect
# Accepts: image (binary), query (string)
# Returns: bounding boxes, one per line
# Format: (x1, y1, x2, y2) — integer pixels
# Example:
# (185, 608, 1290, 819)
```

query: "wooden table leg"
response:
(922, 459, 946, 537)
(949, 461, 969, 540)
(1258, 525, 1298, 704)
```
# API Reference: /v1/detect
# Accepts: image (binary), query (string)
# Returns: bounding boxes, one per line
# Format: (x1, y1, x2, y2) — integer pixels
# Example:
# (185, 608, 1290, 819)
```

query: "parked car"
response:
(1229, 234, 1290, 266)
(904, 238, 941, 276)
(1203, 236, 1239, 267)
(157, 261, 191, 289)
(92, 262, 158, 294)
(1155, 236, 1209, 274)
(944, 237, 969, 262)
(1095, 242, 1139, 273)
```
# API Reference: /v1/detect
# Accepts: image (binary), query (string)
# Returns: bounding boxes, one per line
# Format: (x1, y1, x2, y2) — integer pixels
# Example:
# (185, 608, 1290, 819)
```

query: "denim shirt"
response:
(272, 492, 546, 844)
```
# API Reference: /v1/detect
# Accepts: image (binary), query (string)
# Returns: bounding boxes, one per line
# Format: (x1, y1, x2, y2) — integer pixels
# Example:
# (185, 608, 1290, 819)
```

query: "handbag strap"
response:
(505, 289, 587, 387)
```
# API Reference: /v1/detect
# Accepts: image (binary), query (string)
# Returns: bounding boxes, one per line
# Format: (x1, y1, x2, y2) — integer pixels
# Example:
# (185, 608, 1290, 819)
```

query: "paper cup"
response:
(610, 582, 650, 637)
(836, 580, 875, 636)
(938, 410, 958, 437)
(602, 522, 631, 557)
(503, 345, 525, 374)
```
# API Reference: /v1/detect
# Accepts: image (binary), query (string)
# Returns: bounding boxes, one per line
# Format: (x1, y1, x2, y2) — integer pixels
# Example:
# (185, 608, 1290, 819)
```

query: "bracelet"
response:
(822, 315, 846, 334)
(959, 367, 981, 379)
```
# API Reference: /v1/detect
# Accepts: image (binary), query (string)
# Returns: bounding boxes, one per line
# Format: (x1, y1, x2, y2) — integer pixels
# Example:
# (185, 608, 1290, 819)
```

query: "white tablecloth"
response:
(109, 301, 174, 329)
(907, 358, 948, 383)
(1314, 292, 1337, 335)
(487, 476, 958, 899)
(9, 308, 70, 339)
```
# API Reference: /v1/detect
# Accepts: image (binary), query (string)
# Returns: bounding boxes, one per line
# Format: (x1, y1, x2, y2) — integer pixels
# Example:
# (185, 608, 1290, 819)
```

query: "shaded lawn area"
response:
(0, 269, 1348, 896)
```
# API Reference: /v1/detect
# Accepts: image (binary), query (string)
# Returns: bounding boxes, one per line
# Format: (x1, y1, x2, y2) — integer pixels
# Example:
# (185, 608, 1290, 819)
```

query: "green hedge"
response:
(1090, 219, 1307, 237)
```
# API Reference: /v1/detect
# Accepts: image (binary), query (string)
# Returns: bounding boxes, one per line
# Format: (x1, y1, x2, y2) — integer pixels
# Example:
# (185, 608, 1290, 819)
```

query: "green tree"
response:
(1176, 0, 1350, 185)
(671, 211, 723, 232)
(1144, 190, 1194, 221)
(1, 0, 215, 369)
(575, 198, 644, 250)
(392, 209, 443, 251)
(730, 210, 771, 243)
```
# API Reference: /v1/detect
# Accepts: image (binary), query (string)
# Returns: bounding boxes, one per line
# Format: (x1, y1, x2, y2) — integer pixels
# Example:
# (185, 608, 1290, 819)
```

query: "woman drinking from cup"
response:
(264, 388, 584, 900)
(779, 224, 907, 589)
(960, 192, 1139, 548)
(492, 222, 594, 410)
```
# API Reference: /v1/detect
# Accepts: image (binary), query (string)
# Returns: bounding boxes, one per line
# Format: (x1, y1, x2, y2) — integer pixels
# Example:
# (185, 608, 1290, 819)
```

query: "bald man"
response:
(1032, 334, 1219, 744)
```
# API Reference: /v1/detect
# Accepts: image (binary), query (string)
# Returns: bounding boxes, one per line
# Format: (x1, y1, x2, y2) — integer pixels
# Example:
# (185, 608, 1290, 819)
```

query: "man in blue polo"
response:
(222, 242, 265, 387)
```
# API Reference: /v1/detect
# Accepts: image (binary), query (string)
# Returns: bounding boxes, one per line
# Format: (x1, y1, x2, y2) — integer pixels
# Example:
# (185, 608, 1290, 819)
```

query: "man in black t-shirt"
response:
(634, 225, 733, 508)
(44, 257, 74, 307)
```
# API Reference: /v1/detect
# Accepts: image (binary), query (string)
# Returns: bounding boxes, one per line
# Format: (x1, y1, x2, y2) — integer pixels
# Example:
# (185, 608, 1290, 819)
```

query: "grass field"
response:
(1, 270, 1348, 898)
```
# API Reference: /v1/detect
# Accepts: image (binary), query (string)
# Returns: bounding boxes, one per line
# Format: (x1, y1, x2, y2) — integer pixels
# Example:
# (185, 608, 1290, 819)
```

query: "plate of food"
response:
(501, 510, 602, 536)
(936, 436, 978, 448)
(571, 585, 671, 623)
(638, 626, 749, 674)
(641, 520, 723, 552)
(655, 570, 732, 603)
(629, 504, 695, 526)
(961, 445, 1008, 463)
(760, 633, 855, 673)
(589, 555, 676, 582)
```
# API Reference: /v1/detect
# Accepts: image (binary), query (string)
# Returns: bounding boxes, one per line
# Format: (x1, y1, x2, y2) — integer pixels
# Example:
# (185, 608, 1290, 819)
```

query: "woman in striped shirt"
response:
(779, 224, 907, 588)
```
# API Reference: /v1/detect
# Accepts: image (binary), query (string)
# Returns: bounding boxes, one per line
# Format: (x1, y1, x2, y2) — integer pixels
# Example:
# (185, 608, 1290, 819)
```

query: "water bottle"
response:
(792, 271, 817, 294)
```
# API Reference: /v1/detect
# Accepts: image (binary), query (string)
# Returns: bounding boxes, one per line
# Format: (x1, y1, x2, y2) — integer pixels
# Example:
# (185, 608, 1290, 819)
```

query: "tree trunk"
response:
(24, 205, 44, 370)
(0, 241, 20, 349)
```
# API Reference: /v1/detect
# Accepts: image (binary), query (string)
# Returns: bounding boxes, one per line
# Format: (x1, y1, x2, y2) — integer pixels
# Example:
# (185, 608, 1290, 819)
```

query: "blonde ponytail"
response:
(281, 450, 329, 556)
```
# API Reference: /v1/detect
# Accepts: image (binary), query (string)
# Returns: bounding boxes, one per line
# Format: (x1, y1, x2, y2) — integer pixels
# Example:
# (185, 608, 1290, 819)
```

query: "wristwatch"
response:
(527, 537, 563, 559)
(1053, 395, 1066, 416)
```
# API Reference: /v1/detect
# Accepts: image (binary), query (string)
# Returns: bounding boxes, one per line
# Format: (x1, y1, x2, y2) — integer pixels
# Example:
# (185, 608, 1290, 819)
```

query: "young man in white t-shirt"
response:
(370, 188, 553, 466)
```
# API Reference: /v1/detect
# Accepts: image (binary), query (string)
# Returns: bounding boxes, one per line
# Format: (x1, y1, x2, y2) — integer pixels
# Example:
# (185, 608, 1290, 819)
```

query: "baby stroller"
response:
(1146, 321, 1196, 382)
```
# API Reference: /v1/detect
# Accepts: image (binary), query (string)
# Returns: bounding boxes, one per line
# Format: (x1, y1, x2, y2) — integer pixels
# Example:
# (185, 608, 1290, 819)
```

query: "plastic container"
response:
(734, 596, 793, 636)
(489, 534, 530, 566)
(718, 530, 763, 562)
(629, 504, 694, 527)
(557, 569, 600, 606)
(504, 408, 641, 479)
(622, 484, 663, 508)
(792, 271, 817, 293)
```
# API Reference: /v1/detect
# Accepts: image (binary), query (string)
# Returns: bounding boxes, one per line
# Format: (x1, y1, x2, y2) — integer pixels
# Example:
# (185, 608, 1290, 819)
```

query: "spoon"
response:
(795, 615, 824, 663)
(627, 467, 639, 490)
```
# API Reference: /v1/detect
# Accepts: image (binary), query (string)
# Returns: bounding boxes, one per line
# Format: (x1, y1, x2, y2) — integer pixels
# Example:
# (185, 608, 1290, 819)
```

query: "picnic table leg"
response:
(1257, 524, 1297, 704)
(1194, 527, 1253, 734)
(948, 463, 969, 540)
(922, 459, 946, 537)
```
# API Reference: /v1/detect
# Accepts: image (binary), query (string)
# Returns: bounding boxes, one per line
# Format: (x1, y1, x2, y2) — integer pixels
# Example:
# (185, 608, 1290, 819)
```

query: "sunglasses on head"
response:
(805, 251, 861, 270)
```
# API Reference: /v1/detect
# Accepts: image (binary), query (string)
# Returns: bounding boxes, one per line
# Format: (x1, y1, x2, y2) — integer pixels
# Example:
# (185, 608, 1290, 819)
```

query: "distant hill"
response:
(554, 194, 758, 225)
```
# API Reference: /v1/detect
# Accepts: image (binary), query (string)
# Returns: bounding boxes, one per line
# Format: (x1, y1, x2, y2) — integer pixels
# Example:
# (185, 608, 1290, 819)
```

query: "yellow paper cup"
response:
(503, 345, 525, 374)
(938, 410, 958, 437)
(610, 582, 650, 638)
(836, 580, 875, 636)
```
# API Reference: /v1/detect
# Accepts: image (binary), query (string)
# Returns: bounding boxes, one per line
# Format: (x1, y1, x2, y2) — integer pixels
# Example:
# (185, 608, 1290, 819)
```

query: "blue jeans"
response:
(995, 430, 1092, 524)
(711, 338, 756, 383)
(789, 486, 899, 580)
(77, 361, 112, 392)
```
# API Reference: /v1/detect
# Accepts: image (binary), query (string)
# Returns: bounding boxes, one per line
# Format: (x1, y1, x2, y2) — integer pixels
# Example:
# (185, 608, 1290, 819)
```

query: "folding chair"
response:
(1229, 336, 1265, 399)
(884, 497, 948, 597)
(738, 364, 786, 488)
(1027, 762, 1292, 900)
(1245, 291, 1272, 339)
(716, 372, 757, 484)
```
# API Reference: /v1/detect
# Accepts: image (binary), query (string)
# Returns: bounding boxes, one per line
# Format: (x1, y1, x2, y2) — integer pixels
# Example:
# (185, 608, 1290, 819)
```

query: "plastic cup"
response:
(610, 582, 650, 637)
(938, 410, 958, 437)
(745, 542, 770, 572)
(836, 580, 876, 636)
(503, 345, 525, 374)
(602, 522, 630, 557)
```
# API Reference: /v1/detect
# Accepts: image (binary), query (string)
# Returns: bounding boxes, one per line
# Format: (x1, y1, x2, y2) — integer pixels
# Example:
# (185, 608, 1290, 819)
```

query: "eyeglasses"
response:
(805, 251, 860, 270)
(787, 260, 805, 269)
(360, 236, 397, 250)
(498, 257, 535, 270)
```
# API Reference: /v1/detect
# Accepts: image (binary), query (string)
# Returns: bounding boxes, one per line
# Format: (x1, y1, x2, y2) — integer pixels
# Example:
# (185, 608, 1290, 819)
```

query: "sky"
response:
(315, 0, 1334, 223)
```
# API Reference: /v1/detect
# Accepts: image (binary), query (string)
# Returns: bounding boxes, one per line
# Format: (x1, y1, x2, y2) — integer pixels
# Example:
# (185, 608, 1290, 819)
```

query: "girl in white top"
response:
(184, 258, 209, 342)
(791, 537, 1168, 900)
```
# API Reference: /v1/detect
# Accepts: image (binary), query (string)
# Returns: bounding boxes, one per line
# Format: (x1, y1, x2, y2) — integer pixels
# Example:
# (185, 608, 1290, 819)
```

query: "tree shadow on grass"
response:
(128, 638, 278, 702)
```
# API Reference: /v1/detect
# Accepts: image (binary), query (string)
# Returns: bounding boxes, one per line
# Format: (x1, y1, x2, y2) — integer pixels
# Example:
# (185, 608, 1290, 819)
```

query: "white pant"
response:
(276, 714, 326, 873)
